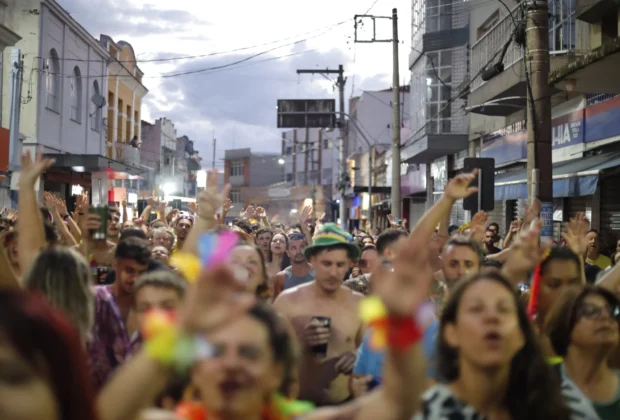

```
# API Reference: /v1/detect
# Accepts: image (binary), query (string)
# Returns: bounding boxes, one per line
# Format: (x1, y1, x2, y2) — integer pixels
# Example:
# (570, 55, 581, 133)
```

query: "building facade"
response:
(1, 0, 119, 206)
(280, 127, 340, 221)
(99, 35, 148, 169)
(224, 148, 289, 221)
(0, 0, 21, 207)
(467, 0, 620, 252)
(401, 0, 473, 227)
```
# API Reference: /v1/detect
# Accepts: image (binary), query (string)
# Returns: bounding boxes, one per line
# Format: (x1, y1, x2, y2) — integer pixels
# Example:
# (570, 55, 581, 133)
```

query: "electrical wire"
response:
(38, 47, 318, 80)
(33, 19, 349, 65)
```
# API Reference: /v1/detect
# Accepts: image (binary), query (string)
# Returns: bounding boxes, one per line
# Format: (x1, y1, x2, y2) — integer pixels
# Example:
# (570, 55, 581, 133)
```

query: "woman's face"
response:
(151, 246, 170, 264)
(270, 234, 286, 255)
(0, 340, 59, 420)
(192, 315, 282, 418)
(229, 246, 264, 293)
(539, 259, 582, 319)
(570, 294, 619, 350)
(153, 231, 173, 251)
(445, 279, 525, 371)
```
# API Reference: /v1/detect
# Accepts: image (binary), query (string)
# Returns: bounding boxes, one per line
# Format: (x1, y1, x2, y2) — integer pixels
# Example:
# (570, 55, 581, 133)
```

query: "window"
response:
(70, 66, 83, 122)
(229, 160, 244, 176)
(126, 105, 132, 141)
(425, 0, 452, 33)
(46, 49, 60, 112)
(548, 0, 576, 52)
(286, 173, 293, 183)
(323, 139, 330, 149)
(285, 146, 292, 155)
(91, 80, 101, 132)
(477, 10, 500, 39)
(230, 188, 241, 204)
(424, 49, 454, 134)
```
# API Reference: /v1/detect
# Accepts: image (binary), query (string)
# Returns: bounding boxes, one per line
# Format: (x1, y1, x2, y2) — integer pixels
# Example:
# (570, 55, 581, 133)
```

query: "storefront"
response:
(484, 94, 620, 241)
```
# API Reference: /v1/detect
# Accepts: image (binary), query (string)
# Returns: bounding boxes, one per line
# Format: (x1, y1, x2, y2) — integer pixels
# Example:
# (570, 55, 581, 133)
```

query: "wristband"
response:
(143, 310, 214, 371)
(359, 296, 426, 351)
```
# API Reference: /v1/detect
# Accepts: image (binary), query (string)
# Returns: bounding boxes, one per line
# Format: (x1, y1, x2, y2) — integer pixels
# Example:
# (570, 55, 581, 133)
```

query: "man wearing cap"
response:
(273, 223, 364, 406)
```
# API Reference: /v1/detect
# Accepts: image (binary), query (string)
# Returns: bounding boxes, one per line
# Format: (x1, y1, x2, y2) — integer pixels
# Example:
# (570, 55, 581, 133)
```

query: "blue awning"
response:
(495, 151, 620, 200)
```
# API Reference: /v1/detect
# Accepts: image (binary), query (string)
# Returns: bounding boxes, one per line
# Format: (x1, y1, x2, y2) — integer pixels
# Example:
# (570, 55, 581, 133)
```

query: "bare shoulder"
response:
(273, 282, 311, 311)
(341, 285, 364, 303)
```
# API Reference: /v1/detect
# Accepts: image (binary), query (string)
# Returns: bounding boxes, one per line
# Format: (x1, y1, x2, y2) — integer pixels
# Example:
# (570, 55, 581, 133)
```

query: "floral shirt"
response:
(87, 286, 138, 390)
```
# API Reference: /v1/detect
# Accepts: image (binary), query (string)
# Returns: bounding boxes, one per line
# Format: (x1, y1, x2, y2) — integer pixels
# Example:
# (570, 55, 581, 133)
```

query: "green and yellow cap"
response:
(303, 223, 361, 261)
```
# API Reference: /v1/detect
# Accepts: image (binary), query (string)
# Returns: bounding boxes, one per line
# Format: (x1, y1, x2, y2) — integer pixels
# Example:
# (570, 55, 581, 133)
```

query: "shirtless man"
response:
(274, 223, 363, 406)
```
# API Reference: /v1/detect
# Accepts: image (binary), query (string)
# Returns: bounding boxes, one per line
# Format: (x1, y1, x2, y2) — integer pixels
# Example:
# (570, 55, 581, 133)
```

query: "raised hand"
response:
(20, 149, 55, 187)
(373, 229, 434, 317)
(43, 192, 56, 211)
(502, 220, 546, 282)
(55, 198, 68, 217)
(443, 169, 478, 201)
(188, 201, 198, 214)
(196, 171, 230, 220)
(222, 198, 233, 214)
(562, 212, 589, 257)
(470, 211, 489, 243)
(240, 205, 255, 220)
(299, 205, 312, 224)
(523, 198, 541, 227)
(255, 206, 267, 219)
(147, 196, 158, 207)
(178, 265, 255, 334)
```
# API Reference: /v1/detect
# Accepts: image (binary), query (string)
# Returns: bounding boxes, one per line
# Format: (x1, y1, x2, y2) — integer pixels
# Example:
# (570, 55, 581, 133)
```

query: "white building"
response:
(2, 0, 108, 158)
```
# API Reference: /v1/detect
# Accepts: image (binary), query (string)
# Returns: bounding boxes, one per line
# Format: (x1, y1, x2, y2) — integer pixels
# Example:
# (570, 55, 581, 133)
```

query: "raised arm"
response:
(17, 151, 55, 276)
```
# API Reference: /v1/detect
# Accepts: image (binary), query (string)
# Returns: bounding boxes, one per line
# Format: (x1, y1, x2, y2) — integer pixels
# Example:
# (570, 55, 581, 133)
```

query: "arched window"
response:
(91, 80, 101, 132)
(45, 49, 60, 112)
(70, 66, 82, 123)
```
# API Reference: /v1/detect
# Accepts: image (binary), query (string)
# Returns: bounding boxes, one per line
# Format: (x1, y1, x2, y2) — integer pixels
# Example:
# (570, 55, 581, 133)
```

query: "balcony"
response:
(576, 0, 620, 23)
(550, 36, 620, 94)
(115, 143, 140, 169)
(469, 5, 527, 116)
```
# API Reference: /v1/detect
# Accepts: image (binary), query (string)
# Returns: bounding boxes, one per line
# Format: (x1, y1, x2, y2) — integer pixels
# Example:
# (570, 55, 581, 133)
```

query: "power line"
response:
(38, 48, 318, 80)
(32, 20, 348, 65)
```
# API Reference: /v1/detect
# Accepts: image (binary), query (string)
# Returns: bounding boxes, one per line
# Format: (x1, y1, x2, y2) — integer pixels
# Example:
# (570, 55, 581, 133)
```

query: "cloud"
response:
(144, 44, 392, 161)
(56, 0, 209, 37)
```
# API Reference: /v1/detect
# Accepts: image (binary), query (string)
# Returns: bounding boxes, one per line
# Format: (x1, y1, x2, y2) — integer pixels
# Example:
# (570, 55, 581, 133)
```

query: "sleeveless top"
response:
(283, 266, 315, 290)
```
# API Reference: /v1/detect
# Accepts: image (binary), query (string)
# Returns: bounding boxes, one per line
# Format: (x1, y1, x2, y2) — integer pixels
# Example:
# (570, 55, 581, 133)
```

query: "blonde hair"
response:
(23, 246, 94, 338)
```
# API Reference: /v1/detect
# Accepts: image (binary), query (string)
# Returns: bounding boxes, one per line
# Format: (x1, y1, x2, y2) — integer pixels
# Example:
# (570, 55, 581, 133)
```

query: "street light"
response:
(278, 158, 285, 165)
(161, 183, 174, 196)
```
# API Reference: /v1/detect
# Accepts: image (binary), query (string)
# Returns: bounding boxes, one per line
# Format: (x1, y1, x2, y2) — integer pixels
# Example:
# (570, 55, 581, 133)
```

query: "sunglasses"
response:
(288, 233, 306, 241)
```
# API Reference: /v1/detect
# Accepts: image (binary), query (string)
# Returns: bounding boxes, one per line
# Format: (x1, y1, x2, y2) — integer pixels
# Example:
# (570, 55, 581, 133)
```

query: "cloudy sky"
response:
(57, 0, 412, 167)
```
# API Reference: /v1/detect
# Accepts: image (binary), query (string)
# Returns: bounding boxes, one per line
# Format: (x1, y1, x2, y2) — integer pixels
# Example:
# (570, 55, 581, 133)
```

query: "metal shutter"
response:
(601, 175, 620, 252)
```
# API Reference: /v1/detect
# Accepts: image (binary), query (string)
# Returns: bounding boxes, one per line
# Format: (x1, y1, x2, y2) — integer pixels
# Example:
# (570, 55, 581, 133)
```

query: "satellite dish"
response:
(91, 93, 106, 109)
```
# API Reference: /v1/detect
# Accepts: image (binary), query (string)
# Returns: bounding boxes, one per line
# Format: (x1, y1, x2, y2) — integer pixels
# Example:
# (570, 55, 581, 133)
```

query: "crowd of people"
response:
(1, 152, 620, 419)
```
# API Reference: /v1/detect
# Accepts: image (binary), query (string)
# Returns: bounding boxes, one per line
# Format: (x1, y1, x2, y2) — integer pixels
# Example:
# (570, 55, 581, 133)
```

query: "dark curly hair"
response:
(437, 271, 571, 420)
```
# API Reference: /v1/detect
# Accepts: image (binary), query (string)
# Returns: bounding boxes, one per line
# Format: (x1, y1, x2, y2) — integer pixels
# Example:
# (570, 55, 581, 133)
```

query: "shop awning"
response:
(495, 151, 620, 200)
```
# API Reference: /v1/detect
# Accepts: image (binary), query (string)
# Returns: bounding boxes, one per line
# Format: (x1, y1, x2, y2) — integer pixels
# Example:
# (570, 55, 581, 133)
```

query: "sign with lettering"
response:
(552, 110, 584, 149)
(540, 202, 554, 241)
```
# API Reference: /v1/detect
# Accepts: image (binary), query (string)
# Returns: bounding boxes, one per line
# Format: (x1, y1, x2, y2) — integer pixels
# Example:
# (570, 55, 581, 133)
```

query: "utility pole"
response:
(354, 8, 402, 219)
(8, 48, 23, 172)
(212, 132, 216, 170)
(297, 65, 348, 230)
(525, 0, 553, 240)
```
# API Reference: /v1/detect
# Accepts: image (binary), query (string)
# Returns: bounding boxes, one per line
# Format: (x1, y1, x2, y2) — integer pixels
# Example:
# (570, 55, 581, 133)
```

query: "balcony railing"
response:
(115, 142, 140, 168)
(471, 5, 522, 91)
